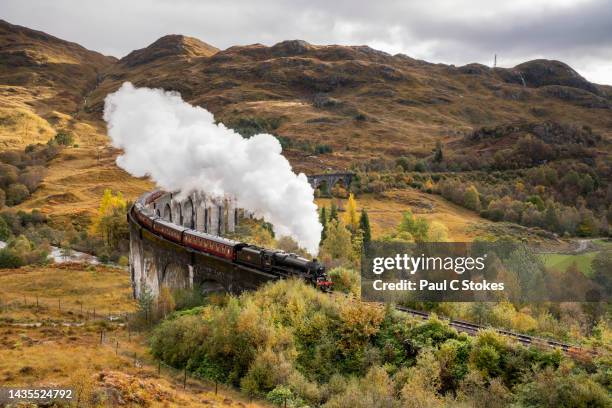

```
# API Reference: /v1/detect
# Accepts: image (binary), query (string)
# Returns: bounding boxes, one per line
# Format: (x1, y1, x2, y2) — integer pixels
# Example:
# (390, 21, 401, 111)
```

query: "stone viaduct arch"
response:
(307, 173, 354, 192)
(182, 198, 195, 229)
(163, 203, 172, 222)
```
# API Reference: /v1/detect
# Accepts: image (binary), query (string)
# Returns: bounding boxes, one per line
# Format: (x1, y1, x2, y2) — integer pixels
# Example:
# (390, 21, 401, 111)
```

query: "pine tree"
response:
(433, 140, 443, 163)
(343, 193, 359, 233)
(359, 209, 372, 249)
(330, 201, 338, 222)
(544, 203, 560, 233)
(319, 206, 328, 242)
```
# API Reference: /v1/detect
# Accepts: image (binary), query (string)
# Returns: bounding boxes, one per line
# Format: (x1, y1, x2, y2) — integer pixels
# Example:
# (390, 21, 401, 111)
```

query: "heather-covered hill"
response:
(0, 19, 115, 147)
(84, 38, 611, 173)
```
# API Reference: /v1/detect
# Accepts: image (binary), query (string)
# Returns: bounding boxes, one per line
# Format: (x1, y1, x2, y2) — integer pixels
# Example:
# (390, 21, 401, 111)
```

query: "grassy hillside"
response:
(0, 263, 266, 407)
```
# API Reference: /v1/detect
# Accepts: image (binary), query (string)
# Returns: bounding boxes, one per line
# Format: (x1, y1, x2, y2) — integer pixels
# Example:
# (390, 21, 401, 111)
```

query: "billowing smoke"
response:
(104, 83, 321, 254)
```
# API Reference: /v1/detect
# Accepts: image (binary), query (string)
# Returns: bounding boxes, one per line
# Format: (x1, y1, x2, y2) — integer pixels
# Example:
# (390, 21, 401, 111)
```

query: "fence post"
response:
(183, 368, 187, 389)
(58, 298, 61, 311)
(115, 340, 118, 355)
(158, 360, 161, 375)
(100, 330, 104, 345)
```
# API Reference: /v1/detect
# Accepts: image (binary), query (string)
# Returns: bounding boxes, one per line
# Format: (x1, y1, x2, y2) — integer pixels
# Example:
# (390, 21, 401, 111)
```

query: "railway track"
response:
(395, 306, 596, 356)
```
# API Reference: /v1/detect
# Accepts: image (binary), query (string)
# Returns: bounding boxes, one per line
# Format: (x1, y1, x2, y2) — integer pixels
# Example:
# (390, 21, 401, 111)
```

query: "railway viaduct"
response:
(128, 191, 275, 299)
(307, 172, 354, 192)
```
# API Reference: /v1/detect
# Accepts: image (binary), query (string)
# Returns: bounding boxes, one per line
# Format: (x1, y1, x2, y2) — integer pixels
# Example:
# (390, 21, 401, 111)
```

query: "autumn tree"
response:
(428, 221, 450, 242)
(320, 219, 353, 263)
(464, 185, 481, 212)
(90, 189, 128, 251)
(398, 210, 429, 242)
(343, 193, 359, 233)
(252, 224, 274, 247)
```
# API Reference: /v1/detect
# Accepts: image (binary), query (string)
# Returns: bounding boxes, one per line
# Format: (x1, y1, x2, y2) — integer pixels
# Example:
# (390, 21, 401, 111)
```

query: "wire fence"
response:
(0, 294, 131, 325)
(0, 294, 237, 399)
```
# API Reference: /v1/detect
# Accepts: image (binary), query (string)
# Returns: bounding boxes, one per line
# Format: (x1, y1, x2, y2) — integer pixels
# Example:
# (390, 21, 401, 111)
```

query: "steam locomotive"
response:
(131, 197, 332, 291)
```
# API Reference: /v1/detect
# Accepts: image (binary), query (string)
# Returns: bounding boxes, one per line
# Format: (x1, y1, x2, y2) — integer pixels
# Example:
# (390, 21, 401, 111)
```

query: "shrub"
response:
(515, 364, 611, 407)
(328, 267, 360, 296)
(6, 183, 30, 206)
(0, 216, 10, 240)
(148, 279, 604, 407)
(0, 163, 19, 188)
(0, 248, 23, 268)
(54, 132, 74, 146)
(18, 166, 45, 193)
(118, 255, 129, 267)
(314, 144, 333, 154)
(398, 210, 429, 242)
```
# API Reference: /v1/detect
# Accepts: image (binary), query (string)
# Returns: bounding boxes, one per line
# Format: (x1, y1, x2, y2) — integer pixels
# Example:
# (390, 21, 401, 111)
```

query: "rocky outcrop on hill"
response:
(119, 35, 218, 67)
(513, 60, 601, 94)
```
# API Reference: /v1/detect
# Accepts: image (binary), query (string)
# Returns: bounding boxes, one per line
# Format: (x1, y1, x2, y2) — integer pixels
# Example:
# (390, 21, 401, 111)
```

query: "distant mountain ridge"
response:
(0, 18, 610, 174)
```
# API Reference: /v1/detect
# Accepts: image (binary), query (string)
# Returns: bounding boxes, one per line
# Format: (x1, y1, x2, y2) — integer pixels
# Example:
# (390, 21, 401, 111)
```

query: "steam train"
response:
(131, 197, 332, 291)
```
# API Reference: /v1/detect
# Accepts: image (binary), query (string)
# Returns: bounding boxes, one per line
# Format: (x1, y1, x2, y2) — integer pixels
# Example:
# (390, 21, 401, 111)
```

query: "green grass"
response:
(539, 252, 598, 276)
(592, 238, 612, 250)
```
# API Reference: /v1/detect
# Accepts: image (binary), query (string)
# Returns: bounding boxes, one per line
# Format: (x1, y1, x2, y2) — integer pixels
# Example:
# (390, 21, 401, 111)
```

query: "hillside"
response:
(0, 19, 114, 147)
(0, 20, 151, 223)
(84, 39, 612, 174)
(0, 19, 610, 231)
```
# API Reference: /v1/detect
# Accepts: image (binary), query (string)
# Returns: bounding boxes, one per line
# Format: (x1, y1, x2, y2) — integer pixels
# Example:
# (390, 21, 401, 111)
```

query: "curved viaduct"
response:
(128, 191, 276, 299)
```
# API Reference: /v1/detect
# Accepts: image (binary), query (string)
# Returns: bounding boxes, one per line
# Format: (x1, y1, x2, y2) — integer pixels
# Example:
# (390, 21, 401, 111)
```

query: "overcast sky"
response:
(2, 0, 611, 85)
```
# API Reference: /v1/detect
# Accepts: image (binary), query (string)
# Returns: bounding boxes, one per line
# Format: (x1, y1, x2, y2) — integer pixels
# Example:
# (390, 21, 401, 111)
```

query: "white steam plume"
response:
(104, 82, 322, 254)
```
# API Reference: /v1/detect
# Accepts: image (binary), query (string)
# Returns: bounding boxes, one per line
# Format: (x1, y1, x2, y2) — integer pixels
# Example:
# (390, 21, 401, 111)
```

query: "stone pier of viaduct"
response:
(128, 191, 274, 299)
